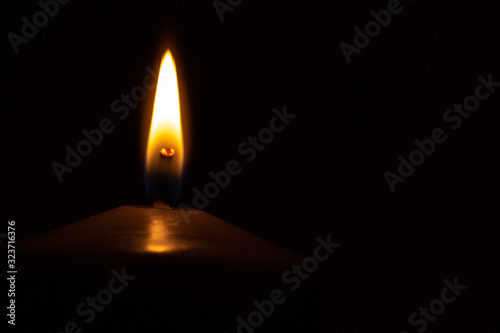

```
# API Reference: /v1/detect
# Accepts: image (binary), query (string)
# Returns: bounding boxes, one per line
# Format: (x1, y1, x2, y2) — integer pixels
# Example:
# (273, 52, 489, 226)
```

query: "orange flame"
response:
(145, 50, 184, 197)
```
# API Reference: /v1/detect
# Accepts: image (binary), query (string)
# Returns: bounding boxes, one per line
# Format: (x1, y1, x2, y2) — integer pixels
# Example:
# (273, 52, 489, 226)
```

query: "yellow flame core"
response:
(146, 50, 184, 181)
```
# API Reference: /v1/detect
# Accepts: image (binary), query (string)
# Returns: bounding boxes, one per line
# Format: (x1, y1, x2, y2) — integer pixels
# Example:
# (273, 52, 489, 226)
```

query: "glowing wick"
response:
(160, 148, 175, 157)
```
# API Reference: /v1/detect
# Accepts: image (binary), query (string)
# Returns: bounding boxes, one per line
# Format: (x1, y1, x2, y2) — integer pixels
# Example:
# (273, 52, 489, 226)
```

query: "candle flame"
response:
(145, 50, 184, 201)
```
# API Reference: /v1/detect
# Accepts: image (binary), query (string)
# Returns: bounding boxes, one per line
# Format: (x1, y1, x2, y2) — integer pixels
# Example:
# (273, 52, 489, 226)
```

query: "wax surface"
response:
(19, 205, 301, 265)
(17, 206, 318, 333)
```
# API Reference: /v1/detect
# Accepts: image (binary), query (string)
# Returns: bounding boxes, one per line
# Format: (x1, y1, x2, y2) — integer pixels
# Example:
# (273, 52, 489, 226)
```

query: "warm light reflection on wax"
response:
(146, 219, 175, 253)
(144, 216, 191, 254)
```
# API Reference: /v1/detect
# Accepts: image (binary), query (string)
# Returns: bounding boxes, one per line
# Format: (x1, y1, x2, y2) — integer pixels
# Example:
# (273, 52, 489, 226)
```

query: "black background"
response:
(2, 0, 500, 331)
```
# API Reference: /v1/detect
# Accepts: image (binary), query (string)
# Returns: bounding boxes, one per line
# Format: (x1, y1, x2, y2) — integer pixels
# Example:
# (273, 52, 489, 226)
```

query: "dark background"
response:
(2, 0, 500, 331)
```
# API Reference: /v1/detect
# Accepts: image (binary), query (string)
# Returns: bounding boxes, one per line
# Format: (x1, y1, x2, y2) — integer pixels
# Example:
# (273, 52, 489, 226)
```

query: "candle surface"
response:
(18, 207, 318, 333)
(20, 205, 301, 265)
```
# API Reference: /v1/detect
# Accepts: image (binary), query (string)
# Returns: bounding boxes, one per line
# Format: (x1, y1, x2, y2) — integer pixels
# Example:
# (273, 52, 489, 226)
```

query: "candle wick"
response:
(153, 199, 171, 210)
(159, 148, 175, 157)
